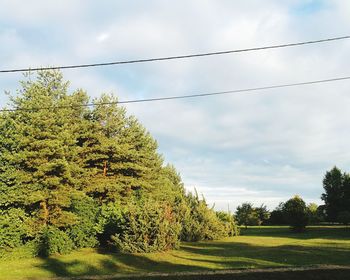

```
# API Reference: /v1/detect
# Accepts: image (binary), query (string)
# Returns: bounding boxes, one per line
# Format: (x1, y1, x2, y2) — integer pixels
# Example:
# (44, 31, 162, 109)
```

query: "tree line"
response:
(0, 71, 238, 258)
(235, 166, 350, 231)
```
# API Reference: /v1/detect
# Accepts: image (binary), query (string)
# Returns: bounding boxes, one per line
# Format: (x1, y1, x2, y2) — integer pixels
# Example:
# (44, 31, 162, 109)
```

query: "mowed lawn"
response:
(1, 226, 349, 279)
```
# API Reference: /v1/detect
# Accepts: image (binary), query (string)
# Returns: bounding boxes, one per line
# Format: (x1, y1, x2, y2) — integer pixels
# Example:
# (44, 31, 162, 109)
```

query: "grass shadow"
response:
(28, 226, 350, 279)
(240, 226, 350, 240)
(179, 240, 350, 267)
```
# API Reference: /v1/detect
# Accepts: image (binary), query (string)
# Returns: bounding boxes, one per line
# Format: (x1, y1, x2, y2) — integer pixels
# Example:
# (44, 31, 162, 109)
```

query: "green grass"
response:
(0, 226, 349, 279)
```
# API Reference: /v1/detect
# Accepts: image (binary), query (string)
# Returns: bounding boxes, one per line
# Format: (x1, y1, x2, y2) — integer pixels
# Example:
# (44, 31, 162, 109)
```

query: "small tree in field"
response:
(255, 204, 270, 225)
(283, 196, 309, 232)
(235, 203, 261, 228)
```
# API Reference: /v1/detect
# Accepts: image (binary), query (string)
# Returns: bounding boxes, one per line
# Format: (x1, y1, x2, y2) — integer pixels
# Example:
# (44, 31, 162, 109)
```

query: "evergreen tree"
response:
(0, 71, 237, 257)
(0, 71, 88, 229)
(321, 167, 345, 222)
(79, 94, 164, 202)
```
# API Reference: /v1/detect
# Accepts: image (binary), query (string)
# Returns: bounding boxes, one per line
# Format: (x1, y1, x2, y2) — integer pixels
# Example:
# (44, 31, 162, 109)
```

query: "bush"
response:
(0, 208, 29, 249)
(67, 195, 100, 249)
(307, 203, 323, 224)
(0, 240, 38, 260)
(37, 226, 74, 257)
(96, 202, 123, 246)
(110, 200, 181, 253)
(216, 211, 240, 236)
(180, 192, 229, 241)
(283, 196, 309, 232)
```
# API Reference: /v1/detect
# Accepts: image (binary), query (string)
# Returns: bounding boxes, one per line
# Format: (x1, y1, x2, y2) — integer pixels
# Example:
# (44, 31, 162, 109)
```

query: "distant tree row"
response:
(235, 166, 350, 232)
(235, 196, 316, 232)
(0, 71, 239, 258)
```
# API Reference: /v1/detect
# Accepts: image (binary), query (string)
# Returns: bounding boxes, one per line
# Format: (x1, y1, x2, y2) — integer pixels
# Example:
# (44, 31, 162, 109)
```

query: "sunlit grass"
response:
(0, 226, 349, 279)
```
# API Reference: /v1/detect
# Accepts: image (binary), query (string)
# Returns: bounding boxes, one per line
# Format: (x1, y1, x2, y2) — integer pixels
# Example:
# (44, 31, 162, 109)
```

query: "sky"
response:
(1, 0, 350, 210)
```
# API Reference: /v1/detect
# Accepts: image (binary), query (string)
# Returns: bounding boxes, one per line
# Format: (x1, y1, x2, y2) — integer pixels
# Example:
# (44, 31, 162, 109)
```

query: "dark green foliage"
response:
(268, 203, 286, 225)
(67, 195, 100, 248)
(321, 166, 350, 223)
(235, 203, 261, 227)
(110, 200, 181, 253)
(96, 202, 123, 246)
(283, 196, 309, 232)
(322, 167, 344, 222)
(337, 211, 350, 225)
(37, 226, 74, 257)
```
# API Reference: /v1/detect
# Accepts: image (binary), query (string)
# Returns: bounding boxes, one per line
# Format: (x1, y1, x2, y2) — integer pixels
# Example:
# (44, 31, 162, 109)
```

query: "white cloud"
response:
(96, 32, 110, 43)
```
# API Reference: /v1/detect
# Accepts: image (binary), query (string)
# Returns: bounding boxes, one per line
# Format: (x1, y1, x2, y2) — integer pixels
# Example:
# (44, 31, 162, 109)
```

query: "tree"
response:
(79, 94, 164, 202)
(235, 203, 261, 228)
(0, 71, 237, 257)
(268, 203, 286, 225)
(283, 195, 308, 232)
(0, 71, 88, 230)
(180, 190, 230, 241)
(255, 204, 270, 225)
(307, 203, 322, 224)
(321, 167, 344, 222)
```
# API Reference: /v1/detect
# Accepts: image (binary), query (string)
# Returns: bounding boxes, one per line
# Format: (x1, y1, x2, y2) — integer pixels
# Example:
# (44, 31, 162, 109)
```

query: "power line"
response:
(0, 35, 349, 73)
(1, 75, 350, 112)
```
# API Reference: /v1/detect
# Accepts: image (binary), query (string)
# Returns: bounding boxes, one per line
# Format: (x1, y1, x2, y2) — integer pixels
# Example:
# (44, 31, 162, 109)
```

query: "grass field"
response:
(1, 226, 349, 279)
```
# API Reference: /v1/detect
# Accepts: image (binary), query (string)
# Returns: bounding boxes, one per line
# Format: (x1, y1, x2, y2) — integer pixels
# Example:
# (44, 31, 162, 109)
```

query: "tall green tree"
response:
(0, 71, 89, 229)
(321, 167, 345, 222)
(79, 94, 164, 202)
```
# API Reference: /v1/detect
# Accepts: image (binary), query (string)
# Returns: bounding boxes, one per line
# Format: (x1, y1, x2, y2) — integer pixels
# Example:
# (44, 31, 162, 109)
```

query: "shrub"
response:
(0, 208, 29, 249)
(283, 195, 309, 232)
(180, 192, 228, 241)
(0, 240, 38, 260)
(307, 203, 323, 224)
(96, 202, 123, 246)
(216, 211, 240, 236)
(110, 200, 181, 253)
(67, 195, 100, 249)
(37, 226, 74, 257)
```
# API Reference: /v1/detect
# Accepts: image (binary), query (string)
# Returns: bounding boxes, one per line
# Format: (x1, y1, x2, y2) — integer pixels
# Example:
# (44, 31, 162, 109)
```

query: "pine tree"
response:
(321, 167, 344, 222)
(0, 71, 89, 229)
(79, 94, 164, 202)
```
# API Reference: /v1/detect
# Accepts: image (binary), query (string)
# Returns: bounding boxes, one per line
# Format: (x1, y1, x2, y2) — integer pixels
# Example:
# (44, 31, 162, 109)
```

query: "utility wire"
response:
(1, 75, 350, 112)
(0, 35, 349, 73)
